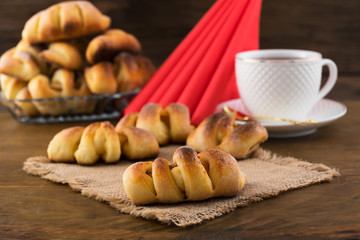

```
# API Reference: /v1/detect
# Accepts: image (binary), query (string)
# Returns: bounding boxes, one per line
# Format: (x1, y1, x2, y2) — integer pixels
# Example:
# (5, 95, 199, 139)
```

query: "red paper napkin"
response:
(124, 0, 262, 125)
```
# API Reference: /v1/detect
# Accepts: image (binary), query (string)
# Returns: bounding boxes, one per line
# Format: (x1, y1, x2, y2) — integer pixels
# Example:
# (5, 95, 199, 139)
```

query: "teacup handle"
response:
(317, 58, 338, 101)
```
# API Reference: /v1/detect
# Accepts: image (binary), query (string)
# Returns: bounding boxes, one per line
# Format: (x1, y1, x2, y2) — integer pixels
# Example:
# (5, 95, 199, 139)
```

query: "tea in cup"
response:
(235, 49, 337, 121)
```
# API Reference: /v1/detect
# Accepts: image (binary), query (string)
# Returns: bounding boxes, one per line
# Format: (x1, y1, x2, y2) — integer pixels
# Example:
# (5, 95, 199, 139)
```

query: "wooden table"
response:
(0, 101, 359, 239)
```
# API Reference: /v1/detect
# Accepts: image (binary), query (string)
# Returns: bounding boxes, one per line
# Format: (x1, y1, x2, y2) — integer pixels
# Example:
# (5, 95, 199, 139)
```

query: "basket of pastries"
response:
(0, 1, 156, 123)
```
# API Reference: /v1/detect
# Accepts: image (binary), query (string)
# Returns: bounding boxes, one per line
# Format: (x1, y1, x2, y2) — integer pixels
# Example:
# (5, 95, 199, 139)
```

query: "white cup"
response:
(235, 49, 337, 121)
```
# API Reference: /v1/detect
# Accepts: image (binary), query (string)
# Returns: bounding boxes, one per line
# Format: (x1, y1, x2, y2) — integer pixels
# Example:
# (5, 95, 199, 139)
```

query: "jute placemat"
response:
(23, 146, 339, 227)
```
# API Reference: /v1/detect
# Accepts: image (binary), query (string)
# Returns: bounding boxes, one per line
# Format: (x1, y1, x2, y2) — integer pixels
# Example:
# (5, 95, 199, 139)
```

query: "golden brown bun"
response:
(28, 69, 90, 115)
(48, 122, 120, 164)
(47, 121, 159, 164)
(186, 113, 268, 159)
(22, 1, 111, 43)
(115, 112, 160, 160)
(122, 146, 246, 205)
(134, 103, 194, 145)
(218, 121, 268, 159)
(47, 126, 85, 162)
(0, 48, 41, 81)
(40, 42, 83, 70)
(114, 52, 156, 92)
(0, 74, 38, 116)
(74, 122, 121, 165)
(86, 29, 141, 64)
(84, 62, 117, 94)
(186, 113, 235, 152)
(118, 126, 159, 160)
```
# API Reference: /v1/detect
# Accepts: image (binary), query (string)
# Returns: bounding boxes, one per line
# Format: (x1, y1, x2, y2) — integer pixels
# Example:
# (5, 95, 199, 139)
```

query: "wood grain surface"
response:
(0, 0, 359, 239)
(0, 100, 359, 239)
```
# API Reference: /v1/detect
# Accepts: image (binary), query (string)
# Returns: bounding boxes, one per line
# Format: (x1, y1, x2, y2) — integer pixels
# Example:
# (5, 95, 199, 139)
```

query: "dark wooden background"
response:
(0, 0, 359, 99)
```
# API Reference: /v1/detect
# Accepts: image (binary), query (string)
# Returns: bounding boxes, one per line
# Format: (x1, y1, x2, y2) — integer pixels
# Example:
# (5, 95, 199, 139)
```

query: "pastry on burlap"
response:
(23, 145, 339, 227)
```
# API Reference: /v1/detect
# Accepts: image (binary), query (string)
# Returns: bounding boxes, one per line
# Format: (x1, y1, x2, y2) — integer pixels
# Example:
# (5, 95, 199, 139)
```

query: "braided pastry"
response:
(86, 29, 142, 64)
(39, 42, 84, 70)
(186, 113, 268, 159)
(0, 74, 38, 116)
(84, 62, 117, 94)
(21, 1, 111, 43)
(123, 146, 246, 205)
(0, 48, 41, 81)
(114, 52, 156, 92)
(115, 115, 159, 160)
(28, 69, 90, 115)
(0, 41, 48, 81)
(116, 103, 194, 145)
(47, 121, 159, 164)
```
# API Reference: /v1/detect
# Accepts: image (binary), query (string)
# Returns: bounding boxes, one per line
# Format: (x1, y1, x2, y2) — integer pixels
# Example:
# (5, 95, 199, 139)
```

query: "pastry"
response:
(0, 74, 38, 116)
(84, 62, 117, 94)
(28, 69, 90, 115)
(21, 1, 111, 43)
(114, 52, 156, 92)
(116, 103, 194, 145)
(39, 42, 84, 70)
(0, 48, 41, 81)
(186, 113, 268, 159)
(122, 146, 246, 204)
(47, 121, 159, 164)
(86, 29, 141, 64)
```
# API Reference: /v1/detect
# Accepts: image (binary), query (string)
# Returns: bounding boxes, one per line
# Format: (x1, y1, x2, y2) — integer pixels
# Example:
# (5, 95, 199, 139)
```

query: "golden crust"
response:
(122, 146, 246, 205)
(22, 1, 111, 43)
(186, 113, 268, 159)
(84, 62, 117, 94)
(86, 29, 141, 64)
(0, 48, 41, 81)
(135, 103, 170, 145)
(74, 121, 121, 165)
(118, 126, 159, 160)
(218, 121, 268, 159)
(40, 42, 83, 70)
(28, 69, 90, 115)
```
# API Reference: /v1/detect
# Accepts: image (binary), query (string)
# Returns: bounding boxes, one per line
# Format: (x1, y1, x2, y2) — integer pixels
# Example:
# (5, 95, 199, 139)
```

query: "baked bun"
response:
(114, 52, 156, 92)
(122, 146, 246, 205)
(0, 74, 38, 116)
(117, 126, 159, 160)
(86, 29, 141, 64)
(48, 121, 120, 165)
(22, 1, 111, 43)
(119, 103, 194, 145)
(186, 113, 268, 159)
(0, 48, 41, 81)
(28, 69, 89, 115)
(47, 120, 159, 164)
(84, 62, 117, 94)
(39, 42, 83, 70)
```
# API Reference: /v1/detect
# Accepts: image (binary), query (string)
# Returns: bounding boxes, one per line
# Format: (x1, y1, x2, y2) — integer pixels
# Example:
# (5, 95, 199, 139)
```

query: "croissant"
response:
(84, 62, 117, 94)
(21, 1, 111, 43)
(116, 103, 194, 145)
(186, 113, 268, 159)
(39, 42, 83, 70)
(113, 52, 156, 92)
(122, 146, 247, 205)
(0, 74, 38, 116)
(86, 29, 142, 64)
(28, 69, 90, 115)
(47, 121, 159, 164)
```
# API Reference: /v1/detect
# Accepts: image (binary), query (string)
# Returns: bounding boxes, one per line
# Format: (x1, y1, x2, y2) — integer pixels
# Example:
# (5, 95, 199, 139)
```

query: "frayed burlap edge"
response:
(23, 148, 340, 227)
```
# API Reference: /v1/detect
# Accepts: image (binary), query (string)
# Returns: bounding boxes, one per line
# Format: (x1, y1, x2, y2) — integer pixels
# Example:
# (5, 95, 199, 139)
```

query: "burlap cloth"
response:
(23, 145, 339, 227)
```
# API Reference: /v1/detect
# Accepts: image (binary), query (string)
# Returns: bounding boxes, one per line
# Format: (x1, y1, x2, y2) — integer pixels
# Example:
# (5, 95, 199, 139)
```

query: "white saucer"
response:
(216, 98, 347, 138)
